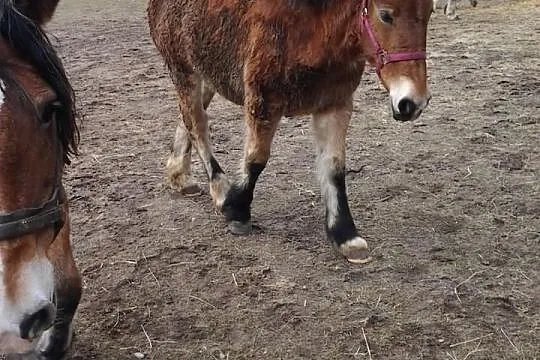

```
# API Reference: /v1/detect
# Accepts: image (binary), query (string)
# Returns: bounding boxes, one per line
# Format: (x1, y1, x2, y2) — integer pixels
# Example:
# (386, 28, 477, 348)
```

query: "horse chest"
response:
(276, 61, 365, 115)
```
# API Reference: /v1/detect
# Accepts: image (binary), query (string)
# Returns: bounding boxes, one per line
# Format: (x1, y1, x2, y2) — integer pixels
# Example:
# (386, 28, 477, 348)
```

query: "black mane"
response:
(0, 0, 78, 164)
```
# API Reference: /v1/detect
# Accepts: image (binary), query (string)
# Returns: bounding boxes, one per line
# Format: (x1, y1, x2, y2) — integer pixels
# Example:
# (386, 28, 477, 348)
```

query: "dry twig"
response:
(454, 270, 485, 303)
(449, 333, 492, 348)
(189, 295, 217, 309)
(362, 327, 372, 360)
(500, 328, 520, 354)
(141, 325, 152, 349)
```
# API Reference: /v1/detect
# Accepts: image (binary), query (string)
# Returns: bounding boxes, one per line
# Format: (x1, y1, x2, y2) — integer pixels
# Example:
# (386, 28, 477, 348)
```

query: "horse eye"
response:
(379, 10, 394, 24)
(41, 100, 62, 124)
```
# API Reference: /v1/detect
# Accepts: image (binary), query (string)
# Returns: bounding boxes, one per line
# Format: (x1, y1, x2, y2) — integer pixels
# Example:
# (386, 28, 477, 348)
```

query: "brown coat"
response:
(148, 0, 366, 116)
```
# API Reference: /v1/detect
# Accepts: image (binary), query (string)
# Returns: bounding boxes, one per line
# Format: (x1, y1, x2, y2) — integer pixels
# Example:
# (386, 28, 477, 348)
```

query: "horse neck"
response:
(284, 2, 363, 66)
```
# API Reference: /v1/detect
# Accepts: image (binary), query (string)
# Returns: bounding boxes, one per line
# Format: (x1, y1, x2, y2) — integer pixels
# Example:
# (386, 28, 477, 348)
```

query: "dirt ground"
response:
(46, 0, 539, 359)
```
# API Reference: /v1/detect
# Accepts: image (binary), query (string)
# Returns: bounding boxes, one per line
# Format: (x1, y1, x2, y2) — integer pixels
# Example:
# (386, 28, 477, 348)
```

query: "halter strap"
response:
(0, 115, 64, 241)
(360, 0, 426, 76)
(0, 188, 62, 240)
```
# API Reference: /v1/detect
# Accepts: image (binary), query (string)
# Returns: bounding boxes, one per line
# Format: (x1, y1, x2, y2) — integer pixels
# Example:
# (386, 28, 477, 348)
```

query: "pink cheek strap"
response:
(360, 0, 427, 77)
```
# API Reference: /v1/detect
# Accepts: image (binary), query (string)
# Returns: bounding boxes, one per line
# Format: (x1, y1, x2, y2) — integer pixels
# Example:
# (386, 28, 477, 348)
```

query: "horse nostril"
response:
(19, 303, 56, 340)
(397, 98, 417, 119)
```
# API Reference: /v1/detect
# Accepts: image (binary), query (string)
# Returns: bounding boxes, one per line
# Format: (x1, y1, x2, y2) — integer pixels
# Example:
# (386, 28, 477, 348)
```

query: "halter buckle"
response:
(377, 49, 389, 66)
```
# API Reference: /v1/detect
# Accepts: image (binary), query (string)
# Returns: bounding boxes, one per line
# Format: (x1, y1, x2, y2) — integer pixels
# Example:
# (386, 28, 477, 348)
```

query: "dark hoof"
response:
(228, 220, 252, 235)
(339, 237, 372, 264)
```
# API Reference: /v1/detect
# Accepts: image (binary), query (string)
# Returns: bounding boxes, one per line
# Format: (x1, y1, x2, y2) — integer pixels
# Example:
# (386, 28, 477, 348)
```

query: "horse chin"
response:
(0, 332, 33, 354)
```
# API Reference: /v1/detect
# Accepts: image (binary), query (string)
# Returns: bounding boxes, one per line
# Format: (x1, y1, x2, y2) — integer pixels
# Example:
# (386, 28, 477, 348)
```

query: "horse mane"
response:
(0, 0, 78, 164)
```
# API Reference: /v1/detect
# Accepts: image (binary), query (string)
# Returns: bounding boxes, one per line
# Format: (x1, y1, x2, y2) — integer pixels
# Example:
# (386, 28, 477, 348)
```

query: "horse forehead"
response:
(10, 67, 55, 100)
(0, 43, 56, 102)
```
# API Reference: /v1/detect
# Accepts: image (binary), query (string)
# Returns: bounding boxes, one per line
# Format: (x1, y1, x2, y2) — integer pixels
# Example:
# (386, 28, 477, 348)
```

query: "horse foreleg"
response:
(312, 101, 371, 264)
(222, 95, 280, 235)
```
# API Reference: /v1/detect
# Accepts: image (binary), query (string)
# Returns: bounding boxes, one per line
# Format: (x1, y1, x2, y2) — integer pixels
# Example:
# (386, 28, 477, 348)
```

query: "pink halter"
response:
(360, 0, 426, 77)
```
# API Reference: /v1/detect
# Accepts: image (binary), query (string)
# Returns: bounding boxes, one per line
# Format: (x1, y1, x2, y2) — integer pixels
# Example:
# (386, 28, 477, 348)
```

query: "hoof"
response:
(228, 220, 252, 235)
(339, 237, 372, 264)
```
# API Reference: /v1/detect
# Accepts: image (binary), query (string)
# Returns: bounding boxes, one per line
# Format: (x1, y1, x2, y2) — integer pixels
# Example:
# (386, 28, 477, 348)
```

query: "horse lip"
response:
(0, 332, 33, 354)
(392, 108, 423, 122)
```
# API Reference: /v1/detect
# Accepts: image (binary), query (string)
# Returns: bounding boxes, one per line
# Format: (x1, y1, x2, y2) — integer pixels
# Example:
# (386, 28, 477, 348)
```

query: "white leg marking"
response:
(313, 108, 350, 230)
(317, 153, 339, 228)
(166, 124, 193, 190)
(210, 173, 230, 210)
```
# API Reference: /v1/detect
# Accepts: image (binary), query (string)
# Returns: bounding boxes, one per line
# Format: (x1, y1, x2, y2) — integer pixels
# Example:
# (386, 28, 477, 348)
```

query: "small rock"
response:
(134, 352, 145, 359)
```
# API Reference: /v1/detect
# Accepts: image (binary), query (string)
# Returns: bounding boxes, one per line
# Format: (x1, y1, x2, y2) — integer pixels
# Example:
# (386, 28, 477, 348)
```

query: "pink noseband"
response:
(360, 0, 426, 77)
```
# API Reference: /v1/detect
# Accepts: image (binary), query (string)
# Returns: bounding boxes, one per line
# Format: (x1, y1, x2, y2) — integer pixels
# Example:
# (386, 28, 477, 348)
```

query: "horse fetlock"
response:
(210, 173, 230, 210)
(165, 156, 196, 192)
(221, 176, 258, 235)
(222, 183, 253, 224)
(338, 237, 372, 264)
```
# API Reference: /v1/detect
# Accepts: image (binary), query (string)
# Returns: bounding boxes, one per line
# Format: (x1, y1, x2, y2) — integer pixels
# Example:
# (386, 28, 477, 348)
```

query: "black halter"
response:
(0, 188, 63, 240)
(0, 118, 64, 241)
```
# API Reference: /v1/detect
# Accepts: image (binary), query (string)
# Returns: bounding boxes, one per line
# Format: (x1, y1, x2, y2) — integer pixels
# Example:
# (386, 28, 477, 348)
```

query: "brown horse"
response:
(148, 0, 432, 264)
(0, 0, 81, 358)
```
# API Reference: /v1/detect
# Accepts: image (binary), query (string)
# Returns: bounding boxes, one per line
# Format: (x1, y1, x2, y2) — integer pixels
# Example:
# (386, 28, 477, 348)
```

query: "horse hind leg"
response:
(166, 66, 197, 193)
(202, 80, 215, 110)
(168, 68, 229, 206)
(166, 121, 198, 193)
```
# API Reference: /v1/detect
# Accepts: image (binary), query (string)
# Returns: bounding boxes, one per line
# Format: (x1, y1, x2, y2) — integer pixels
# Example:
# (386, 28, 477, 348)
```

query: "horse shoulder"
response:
(244, 2, 364, 114)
